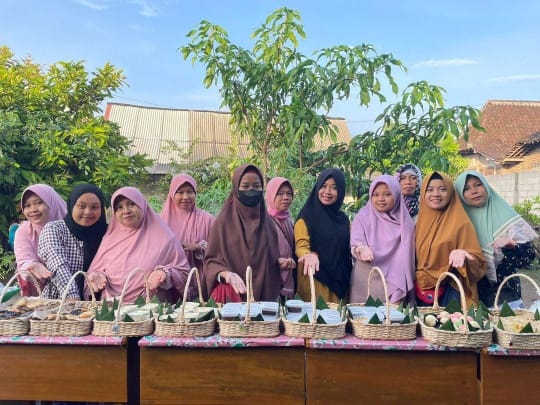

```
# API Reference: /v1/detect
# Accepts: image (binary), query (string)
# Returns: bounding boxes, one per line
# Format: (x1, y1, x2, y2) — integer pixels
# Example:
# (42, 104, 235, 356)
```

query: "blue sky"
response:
(2, 0, 540, 134)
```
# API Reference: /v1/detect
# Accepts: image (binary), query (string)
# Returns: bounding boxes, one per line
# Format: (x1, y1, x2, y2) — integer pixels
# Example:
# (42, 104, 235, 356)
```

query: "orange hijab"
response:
(415, 172, 486, 306)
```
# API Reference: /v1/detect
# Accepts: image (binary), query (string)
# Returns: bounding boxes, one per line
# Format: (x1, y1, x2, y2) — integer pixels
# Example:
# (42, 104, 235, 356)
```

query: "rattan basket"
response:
(349, 266, 417, 340)
(154, 267, 217, 337)
(0, 272, 42, 336)
(217, 266, 281, 338)
(491, 273, 540, 349)
(30, 271, 97, 336)
(419, 271, 493, 348)
(92, 268, 155, 337)
(282, 270, 346, 340)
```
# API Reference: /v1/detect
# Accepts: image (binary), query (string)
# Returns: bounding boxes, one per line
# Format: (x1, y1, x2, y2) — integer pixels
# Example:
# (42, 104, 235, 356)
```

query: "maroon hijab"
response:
(204, 165, 281, 301)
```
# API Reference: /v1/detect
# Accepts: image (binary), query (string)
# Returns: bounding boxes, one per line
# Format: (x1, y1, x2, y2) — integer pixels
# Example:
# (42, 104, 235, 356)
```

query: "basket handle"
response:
(55, 270, 97, 321)
(308, 269, 317, 326)
(433, 271, 469, 334)
(179, 267, 204, 323)
(1, 271, 42, 303)
(243, 266, 255, 323)
(493, 273, 540, 310)
(115, 267, 150, 322)
(367, 266, 391, 326)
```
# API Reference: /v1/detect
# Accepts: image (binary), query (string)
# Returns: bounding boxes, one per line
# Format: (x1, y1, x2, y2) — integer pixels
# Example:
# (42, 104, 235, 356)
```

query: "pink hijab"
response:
(87, 187, 191, 304)
(160, 174, 215, 270)
(350, 175, 415, 302)
(14, 184, 67, 295)
(265, 177, 295, 298)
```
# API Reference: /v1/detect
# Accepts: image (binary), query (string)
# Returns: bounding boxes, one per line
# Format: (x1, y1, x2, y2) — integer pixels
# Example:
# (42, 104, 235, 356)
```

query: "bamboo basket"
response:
(0, 272, 42, 336)
(217, 266, 281, 338)
(92, 268, 155, 337)
(154, 267, 216, 337)
(419, 271, 493, 348)
(30, 271, 97, 336)
(491, 273, 540, 349)
(282, 270, 346, 340)
(349, 266, 417, 340)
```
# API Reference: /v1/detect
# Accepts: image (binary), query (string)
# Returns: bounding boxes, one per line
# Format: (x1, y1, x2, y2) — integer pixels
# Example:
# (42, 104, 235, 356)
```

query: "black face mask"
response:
(238, 189, 263, 207)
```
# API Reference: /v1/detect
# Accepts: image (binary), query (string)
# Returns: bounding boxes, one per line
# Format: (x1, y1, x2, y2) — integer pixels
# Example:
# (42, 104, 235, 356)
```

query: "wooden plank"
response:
(306, 349, 479, 404)
(140, 347, 305, 405)
(480, 352, 540, 404)
(0, 345, 127, 402)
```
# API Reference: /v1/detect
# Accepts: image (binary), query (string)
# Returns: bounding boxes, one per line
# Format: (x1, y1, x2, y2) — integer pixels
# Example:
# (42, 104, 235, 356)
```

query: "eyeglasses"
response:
(276, 192, 293, 198)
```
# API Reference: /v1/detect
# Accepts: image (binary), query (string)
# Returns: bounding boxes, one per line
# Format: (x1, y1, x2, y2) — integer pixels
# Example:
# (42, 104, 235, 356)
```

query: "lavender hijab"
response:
(350, 175, 416, 302)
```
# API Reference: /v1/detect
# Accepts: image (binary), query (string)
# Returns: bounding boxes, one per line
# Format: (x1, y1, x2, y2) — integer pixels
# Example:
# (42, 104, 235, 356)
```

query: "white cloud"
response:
(414, 58, 478, 68)
(128, 0, 159, 17)
(74, 0, 108, 11)
(487, 74, 540, 83)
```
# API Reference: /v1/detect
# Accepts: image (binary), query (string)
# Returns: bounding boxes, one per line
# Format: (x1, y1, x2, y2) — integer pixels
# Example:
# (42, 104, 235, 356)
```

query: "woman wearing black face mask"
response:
(203, 164, 281, 303)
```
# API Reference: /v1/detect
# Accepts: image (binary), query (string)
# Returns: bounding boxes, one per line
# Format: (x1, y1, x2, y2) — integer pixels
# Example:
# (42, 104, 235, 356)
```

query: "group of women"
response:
(13, 163, 538, 310)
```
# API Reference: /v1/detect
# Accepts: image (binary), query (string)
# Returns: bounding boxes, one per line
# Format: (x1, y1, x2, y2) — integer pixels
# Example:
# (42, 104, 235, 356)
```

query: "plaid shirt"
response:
(38, 220, 85, 299)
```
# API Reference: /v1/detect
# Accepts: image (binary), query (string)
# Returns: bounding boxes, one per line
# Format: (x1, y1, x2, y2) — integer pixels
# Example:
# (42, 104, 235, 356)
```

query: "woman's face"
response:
(22, 192, 50, 226)
(173, 183, 196, 211)
(318, 177, 338, 206)
(371, 183, 395, 213)
(399, 173, 418, 197)
(424, 178, 450, 210)
(239, 171, 263, 191)
(72, 193, 102, 227)
(274, 184, 293, 211)
(114, 196, 143, 229)
(462, 176, 488, 208)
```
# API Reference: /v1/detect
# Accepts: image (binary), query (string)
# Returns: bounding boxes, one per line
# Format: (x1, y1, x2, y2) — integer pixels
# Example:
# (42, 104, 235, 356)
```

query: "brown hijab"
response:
(204, 164, 281, 301)
(416, 172, 486, 306)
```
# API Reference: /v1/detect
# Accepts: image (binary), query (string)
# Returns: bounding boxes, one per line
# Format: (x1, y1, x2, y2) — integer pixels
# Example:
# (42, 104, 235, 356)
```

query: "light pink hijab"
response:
(14, 184, 67, 295)
(350, 175, 415, 302)
(87, 187, 191, 304)
(160, 174, 214, 271)
(265, 177, 295, 298)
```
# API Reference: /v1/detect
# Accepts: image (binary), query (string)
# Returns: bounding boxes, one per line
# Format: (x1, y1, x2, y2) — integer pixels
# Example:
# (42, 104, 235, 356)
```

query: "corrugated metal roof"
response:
(105, 103, 351, 174)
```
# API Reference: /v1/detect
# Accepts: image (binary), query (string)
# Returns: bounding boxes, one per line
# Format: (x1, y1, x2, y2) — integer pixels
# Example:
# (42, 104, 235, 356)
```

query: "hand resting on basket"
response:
(147, 267, 167, 290)
(299, 253, 319, 275)
(218, 271, 247, 295)
(87, 272, 107, 292)
(26, 262, 52, 281)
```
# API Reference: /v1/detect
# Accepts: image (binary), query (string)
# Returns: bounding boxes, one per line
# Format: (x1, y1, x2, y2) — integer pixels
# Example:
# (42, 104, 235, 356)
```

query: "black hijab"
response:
(64, 183, 108, 271)
(296, 168, 352, 298)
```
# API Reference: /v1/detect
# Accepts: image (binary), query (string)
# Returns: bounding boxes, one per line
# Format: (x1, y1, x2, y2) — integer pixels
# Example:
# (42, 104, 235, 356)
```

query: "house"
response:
(104, 103, 352, 174)
(459, 100, 540, 175)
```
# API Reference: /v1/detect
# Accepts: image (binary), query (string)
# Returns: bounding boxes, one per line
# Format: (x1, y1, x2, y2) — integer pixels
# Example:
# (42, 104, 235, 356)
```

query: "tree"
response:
(180, 7, 404, 176)
(0, 46, 152, 239)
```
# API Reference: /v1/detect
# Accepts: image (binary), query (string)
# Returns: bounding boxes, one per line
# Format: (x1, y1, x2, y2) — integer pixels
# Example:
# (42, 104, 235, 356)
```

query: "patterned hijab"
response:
(395, 163, 422, 218)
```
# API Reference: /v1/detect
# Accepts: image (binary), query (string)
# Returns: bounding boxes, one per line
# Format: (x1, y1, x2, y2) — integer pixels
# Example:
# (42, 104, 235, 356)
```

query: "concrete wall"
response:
(485, 169, 540, 206)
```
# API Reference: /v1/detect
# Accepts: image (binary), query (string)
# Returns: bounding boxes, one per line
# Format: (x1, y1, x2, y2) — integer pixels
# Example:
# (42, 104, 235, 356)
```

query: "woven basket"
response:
(155, 267, 217, 337)
(217, 266, 281, 338)
(30, 271, 97, 336)
(491, 273, 540, 349)
(349, 267, 417, 340)
(282, 270, 346, 340)
(92, 268, 155, 337)
(0, 272, 42, 336)
(419, 271, 493, 348)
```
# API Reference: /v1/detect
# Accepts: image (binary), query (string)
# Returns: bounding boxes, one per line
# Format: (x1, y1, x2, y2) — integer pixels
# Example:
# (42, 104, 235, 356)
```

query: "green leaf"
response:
(445, 299, 461, 314)
(123, 313, 135, 322)
(519, 323, 534, 333)
(400, 313, 411, 324)
(365, 296, 377, 307)
(316, 296, 329, 310)
(478, 301, 492, 315)
(497, 319, 505, 330)
(499, 301, 516, 317)
(189, 309, 215, 323)
(297, 312, 310, 323)
(535, 309, 540, 321)
(204, 297, 219, 308)
(293, 293, 303, 300)
(134, 295, 146, 307)
(440, 320, 456, 331)
(166, 315, 175, 323)
(316, 314, 327, 324)
(368, 313, 382, 325)
(397, 302, 404, 313)
(151, 295, 160, 304)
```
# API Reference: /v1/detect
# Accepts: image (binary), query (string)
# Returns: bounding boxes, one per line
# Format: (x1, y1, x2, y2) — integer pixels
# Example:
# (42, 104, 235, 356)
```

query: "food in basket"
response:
(319, 308, 342, 324)
(260, 301, 279, 316)
(32, 301, 96, 321)
(285, 300, 304, 313)
(421, 299, 491, 332)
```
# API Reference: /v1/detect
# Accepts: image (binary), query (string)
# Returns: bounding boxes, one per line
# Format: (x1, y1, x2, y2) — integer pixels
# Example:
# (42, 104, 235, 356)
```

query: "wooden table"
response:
(305, 334, 480, 404)
(480, 344, 540, 404)
(139, 334, 305, 405)
(0, 335, 134, 403)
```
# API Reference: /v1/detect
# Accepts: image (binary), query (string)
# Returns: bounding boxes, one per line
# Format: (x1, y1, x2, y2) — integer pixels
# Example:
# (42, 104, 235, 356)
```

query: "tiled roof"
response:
(105, 103, 351, 174)
(460, 100, 540, 161)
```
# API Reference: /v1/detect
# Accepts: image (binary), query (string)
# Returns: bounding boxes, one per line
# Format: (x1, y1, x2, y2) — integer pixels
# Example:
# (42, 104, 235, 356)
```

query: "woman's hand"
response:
(147, 268, 167, 290)
(27, 262, 52, 281)
(352, 245, 374, 262)
(449, 249, 475, 268)
(278, 257, 296, 270)
(87, 272, 107, 292)
(491, 237, 517, 249)
(298, 253, 319, 275)
(219, 271, 246, 295)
